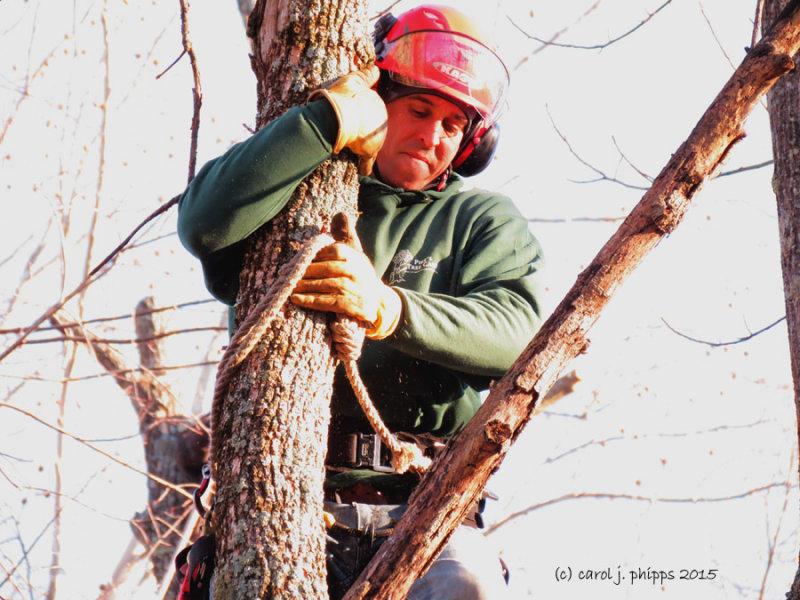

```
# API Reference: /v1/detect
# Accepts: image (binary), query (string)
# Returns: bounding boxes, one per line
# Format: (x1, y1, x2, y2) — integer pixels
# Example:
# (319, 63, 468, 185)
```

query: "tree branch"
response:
(511, 1, 673, 51)
(661, 315, 786, 347)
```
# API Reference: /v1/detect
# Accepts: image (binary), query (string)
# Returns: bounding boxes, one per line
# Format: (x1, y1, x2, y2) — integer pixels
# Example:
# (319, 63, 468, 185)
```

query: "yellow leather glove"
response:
(290, 242, 402, 340)
(308, 65, 387, 175)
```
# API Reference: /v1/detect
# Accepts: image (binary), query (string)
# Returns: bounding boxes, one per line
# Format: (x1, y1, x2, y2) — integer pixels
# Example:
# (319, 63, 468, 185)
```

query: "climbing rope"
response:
(208, 228, 430, 483)
(329, 318, 430, 474)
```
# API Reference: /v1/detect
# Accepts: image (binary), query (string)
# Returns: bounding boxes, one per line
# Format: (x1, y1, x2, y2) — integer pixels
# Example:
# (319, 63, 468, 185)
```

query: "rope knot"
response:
(330, 316, 365, 363)
(210, 218, 432, 484)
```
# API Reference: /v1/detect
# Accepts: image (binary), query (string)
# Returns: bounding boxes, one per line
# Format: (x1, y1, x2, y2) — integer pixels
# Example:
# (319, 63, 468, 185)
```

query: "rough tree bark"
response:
(209, 0, 372, 598)
(762, 2, 800, 598)
(343, 4, 800, 598)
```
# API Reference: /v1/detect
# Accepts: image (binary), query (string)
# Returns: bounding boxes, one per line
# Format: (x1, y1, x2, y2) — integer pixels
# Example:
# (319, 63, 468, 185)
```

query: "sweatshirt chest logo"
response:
(387, 250, 438, 285)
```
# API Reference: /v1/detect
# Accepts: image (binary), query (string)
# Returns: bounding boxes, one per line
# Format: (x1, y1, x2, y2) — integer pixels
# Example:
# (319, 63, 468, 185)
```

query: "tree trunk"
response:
(763, 2, 800, 599)
(210, 1, 372, 598)
(343, 4, 800, 598)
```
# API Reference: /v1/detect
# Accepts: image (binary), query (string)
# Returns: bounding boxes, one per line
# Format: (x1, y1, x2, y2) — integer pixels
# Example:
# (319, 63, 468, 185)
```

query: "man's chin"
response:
(379, 165, 431, 191)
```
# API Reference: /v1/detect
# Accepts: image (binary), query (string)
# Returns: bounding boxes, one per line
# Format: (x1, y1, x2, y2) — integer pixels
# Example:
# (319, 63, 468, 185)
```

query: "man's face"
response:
(375, 94, 468, 191)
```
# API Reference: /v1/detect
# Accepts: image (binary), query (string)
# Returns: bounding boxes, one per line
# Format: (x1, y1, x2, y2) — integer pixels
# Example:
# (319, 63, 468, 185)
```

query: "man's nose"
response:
(419, 120, 443, 146)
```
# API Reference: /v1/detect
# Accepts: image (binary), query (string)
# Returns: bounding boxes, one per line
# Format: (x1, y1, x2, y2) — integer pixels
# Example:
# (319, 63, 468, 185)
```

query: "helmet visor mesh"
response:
(379, 30, 509, 125)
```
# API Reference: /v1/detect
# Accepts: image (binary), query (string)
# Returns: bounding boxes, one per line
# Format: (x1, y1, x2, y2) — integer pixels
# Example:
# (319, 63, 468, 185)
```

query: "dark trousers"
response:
(324, 501, 508, 600)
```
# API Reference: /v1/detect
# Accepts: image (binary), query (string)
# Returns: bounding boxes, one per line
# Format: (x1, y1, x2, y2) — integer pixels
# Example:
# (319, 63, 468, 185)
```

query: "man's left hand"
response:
(290, 243, 402, 340)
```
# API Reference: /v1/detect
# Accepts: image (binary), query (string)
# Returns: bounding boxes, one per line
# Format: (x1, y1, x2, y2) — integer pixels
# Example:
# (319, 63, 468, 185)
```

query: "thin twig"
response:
(698, 2, 735, 70)
(511, 1, 602, 70)
(511, 1, 672, 51)
(661, 316, 786, 347)
(371, 0, 403, 20)
(611, 136, 654, 183)
(528, 217, 625, 223)
(155, 49, 187, 80)
(0, 196, 180, 365)
(88, 196, 180, 279)
(21, 326, 226, 346)
(485, 482, 794, 534)
(547, 106, 650, 190)
(757, 447, 795, 600)
(0, 403, 193, 500)
(0, 361, 220, 385)
(716, 159, 773, 178)
(177, 0, 202, 182)
(0, 299, 218, 335)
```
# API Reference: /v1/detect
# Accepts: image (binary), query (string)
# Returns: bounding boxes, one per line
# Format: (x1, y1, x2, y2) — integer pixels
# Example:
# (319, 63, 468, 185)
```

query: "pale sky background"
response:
(0, 0, 797, 599)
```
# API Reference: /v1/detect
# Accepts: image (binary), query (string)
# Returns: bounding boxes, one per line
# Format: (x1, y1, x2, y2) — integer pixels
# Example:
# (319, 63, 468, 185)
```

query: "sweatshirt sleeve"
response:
(388, 197, 545, 382)
(177, 101, 338, 302)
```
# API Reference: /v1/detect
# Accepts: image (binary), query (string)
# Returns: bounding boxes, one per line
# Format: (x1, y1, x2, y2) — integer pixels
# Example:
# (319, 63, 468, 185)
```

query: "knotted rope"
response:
(329, 318, 430, 474)
(209, 228, 430, 482)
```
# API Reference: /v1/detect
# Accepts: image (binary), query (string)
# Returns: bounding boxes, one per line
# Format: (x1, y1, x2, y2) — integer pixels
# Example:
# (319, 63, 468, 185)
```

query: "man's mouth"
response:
(403, 152, 430, 167)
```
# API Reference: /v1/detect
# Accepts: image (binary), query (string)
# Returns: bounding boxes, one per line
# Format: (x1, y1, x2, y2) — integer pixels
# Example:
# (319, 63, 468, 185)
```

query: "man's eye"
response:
(444, 121, 464, 136)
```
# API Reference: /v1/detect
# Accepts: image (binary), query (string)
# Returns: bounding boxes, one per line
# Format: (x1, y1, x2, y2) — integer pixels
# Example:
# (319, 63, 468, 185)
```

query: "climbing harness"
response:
(175, 466, 215, 599)
(193, 463, 211, 518)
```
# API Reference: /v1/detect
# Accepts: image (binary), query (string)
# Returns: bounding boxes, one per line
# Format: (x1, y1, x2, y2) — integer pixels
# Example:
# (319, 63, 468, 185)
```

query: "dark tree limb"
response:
(344, 3, 800, 598)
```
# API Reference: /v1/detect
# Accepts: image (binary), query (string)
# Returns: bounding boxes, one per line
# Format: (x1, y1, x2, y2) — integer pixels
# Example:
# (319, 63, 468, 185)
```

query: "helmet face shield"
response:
(378, 30, 509, 126)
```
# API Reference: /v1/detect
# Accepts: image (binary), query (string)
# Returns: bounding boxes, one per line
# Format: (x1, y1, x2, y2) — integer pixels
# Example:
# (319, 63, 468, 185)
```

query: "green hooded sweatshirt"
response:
(178, 100, 545, 490)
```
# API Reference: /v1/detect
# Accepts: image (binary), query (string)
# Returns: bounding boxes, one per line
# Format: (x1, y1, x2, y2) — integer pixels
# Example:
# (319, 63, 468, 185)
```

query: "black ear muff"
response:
(454, 123, 500, 177)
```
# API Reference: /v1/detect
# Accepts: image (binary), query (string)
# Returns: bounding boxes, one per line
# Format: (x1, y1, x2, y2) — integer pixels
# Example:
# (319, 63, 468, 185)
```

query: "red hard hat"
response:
(373, 4, 509, 128)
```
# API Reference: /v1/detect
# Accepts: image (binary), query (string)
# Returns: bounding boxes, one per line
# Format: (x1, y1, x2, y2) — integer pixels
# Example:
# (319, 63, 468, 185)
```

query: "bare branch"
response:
(20, 326, 226, 346)
(371, 0, 403, 20)
(88, 196, 180, 280)
(547, 106, 651, 190)
(611, 136, 654, 183)
(511, 1, 673, 51)
(511, 1, 602, 70)
(0, 403, 193, 501)
(178, 0, 202, 182)
(698, 2, 736, 70)
(485, 482, 794, 534)
(0, 299, 218, 335)
(0, 195, 179, 365)
(535, 370, 580, 413)
(716, 159, 773, 177)
(661, 315, 786, 347)
(757, 448, 795, 600)
(0, 360, 220, 385)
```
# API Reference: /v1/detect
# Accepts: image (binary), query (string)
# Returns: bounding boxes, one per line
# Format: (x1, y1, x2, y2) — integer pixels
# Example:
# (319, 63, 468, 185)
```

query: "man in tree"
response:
(177, 4, 544, 598)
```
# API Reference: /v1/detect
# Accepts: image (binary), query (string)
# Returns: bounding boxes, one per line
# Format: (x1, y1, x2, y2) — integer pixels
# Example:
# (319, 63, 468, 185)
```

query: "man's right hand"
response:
(308, 65, 387, 175)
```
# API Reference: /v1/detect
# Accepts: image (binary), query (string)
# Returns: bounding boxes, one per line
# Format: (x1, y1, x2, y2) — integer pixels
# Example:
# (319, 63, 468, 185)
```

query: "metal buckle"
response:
(353, 433, 375, 468)
(353, 433, 395, 473)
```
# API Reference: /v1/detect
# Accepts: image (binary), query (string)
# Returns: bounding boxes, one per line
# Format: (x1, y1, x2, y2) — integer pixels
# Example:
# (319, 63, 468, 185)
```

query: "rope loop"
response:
(209, 229, 431, 481)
